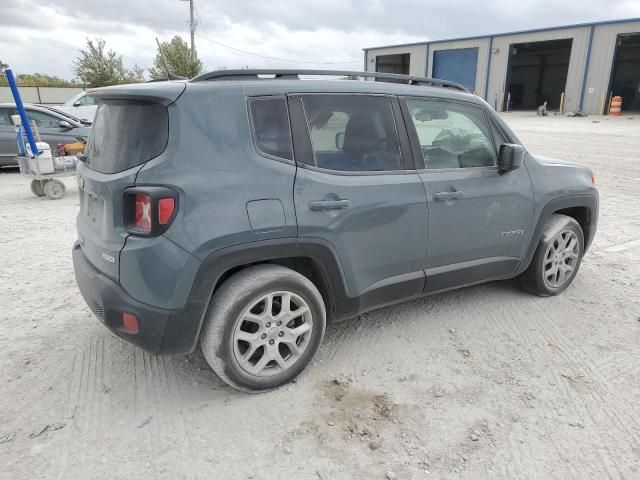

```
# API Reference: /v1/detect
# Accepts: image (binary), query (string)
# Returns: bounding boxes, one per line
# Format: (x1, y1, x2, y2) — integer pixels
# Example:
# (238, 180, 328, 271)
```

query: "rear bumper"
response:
(72, 242, 206, 354)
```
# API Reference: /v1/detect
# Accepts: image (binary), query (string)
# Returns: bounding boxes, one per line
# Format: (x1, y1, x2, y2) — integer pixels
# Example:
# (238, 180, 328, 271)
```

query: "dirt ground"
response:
(1, 112, 639, 480)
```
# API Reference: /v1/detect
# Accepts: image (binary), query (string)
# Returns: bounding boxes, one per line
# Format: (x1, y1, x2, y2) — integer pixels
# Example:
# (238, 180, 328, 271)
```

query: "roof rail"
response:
(190, 69, 469, 92)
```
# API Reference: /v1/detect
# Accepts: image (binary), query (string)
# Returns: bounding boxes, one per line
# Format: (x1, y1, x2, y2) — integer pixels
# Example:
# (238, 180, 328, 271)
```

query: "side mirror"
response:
(498, 143, 525, 173)
(73, 101, 82, 107)
(335, 132, 345, 150)
(59, 120, 73, 129)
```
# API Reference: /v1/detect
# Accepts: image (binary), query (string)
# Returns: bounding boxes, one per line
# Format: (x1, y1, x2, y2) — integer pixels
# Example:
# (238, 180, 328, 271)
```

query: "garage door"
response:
(433, 48, 479, 92)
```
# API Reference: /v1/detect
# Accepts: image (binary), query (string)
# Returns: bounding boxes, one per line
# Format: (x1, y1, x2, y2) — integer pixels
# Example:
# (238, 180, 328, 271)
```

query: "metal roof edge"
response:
(363, 17, 640, 51)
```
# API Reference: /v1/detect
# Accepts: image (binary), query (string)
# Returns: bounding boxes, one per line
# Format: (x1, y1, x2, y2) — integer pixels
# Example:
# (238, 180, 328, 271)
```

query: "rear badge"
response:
(501, 230, 524, 238)
(102, 252, 116, 263)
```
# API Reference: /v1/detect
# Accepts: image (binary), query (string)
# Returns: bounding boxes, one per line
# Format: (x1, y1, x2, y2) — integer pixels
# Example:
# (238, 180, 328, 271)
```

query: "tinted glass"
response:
(84, 100, 168, 174)
(82, 95, 97, 106)
(25, 109, 61, 128)
(301, 95, 402, 172)
(0, 108, 11, 126)
(406, 99, 496, 169)
(249, 97, 292, 160)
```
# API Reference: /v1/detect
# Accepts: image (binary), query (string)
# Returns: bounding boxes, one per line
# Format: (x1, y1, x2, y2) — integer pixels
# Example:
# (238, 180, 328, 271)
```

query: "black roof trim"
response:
(190, 69, 469, 92)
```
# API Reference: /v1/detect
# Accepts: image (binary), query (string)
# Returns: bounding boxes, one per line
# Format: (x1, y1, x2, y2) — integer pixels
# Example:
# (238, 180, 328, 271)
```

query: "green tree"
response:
(73, 38, 144, 87)
(0, 60, 7, 85)
(16, 73, 80, 87)
(149, 35, 204, 80)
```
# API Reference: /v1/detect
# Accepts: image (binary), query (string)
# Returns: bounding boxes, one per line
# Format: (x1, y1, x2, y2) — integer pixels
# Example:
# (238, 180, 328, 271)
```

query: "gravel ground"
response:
(1, 112, 639, 480)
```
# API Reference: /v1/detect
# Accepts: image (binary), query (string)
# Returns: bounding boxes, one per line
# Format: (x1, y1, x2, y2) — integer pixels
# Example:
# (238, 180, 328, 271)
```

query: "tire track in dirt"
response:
(475, 291, 593, 480)
(499, 292, 636, 478)
(525, 294, 640, 438)
(54, 335, 197, 479)
(55, 336, 112, 479)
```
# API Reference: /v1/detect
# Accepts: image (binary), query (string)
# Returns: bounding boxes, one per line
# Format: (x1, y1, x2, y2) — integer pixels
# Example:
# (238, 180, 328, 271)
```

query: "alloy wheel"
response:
(232, 291, 313, 377)
(543, 229, 580, 288)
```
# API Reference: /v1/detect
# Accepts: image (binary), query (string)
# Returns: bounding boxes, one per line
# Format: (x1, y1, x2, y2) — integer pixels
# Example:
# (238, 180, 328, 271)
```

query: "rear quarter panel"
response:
(136, 83, 298, 261)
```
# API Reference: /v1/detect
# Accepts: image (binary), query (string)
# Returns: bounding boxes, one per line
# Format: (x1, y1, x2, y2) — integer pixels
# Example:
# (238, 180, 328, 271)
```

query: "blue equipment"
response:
(3, 66, 40, 156)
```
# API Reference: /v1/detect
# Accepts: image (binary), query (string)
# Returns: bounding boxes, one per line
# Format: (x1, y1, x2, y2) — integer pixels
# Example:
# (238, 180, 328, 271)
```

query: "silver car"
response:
(0, 103, 91, 167)
(56, 91, 98, 122)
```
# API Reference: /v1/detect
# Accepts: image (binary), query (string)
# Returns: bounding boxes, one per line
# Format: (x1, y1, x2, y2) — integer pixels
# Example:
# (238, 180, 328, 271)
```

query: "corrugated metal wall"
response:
(488, 27, 590, 113)
(428, 39, 490, 96)
(365, 19, 640, 114)
(0, 86, 83, 105)
(583, 21, 640, 114)
(432, 48, 479, 92)
(365, 45, 428, 77)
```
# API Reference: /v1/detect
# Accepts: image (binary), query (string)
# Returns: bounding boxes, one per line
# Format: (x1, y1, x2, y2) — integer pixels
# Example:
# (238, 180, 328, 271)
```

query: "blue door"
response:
(433, 48, 479, 92)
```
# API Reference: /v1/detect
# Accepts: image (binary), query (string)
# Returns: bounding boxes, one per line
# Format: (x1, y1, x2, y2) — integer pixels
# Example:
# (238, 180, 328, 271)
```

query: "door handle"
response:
(433, 191, 465, 201)
(309, 199, 351, 211)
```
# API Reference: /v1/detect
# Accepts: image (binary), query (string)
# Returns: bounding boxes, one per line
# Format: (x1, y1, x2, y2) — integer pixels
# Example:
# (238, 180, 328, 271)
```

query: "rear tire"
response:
(200, 264, 326, 393)
(518, 214, 584, 296)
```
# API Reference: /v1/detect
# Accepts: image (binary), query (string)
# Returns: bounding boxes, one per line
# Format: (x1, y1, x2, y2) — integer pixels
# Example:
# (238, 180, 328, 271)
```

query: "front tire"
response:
(200, 264, 326, 393)
(519, 214, 584, 296)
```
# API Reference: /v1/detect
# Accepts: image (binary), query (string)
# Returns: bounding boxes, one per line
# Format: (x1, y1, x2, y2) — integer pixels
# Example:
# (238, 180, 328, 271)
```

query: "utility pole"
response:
(181, 0, 196, 61)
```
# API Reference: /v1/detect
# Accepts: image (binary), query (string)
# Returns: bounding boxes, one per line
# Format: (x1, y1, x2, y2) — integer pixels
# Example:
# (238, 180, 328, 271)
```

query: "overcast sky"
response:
(1, 0, 639, 80)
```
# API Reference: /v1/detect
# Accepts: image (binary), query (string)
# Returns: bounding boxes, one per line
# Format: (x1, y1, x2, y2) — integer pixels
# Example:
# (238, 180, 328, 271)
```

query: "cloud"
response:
(1, 0, 638, 80)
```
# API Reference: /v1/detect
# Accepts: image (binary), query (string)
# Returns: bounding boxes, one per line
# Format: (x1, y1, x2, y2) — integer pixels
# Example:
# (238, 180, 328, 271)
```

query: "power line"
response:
(194, 32, 361, 65)
(193, 5, 220, 66)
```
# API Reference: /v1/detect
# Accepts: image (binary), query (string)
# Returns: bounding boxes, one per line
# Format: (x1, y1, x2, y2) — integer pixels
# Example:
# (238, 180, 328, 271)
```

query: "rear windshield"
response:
(84, 100, 168, 174)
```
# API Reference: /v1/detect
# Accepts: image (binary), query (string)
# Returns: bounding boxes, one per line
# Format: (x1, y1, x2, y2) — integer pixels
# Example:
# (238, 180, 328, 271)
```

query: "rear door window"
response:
(248, 97, 293, 161)
(0, 108, 11, 126)
(300, 95, 403, 172)
(25, 109, 61, 128)
(84, 100, 168, 174)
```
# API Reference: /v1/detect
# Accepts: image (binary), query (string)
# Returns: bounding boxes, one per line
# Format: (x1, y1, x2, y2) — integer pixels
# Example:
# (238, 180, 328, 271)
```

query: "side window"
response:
(248, 97, 293, 161)
(25, 109, 61, 129)
(81, 95, 97, 106)
(406, 99, 496, 169)
(301, 95, 403, 172)
(0, 108, 12, 126)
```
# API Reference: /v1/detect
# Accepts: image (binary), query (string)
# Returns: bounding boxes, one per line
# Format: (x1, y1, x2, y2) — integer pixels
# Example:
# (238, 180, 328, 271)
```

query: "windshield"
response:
(42, 106, 88, 126)
(84, 99, 168, 174)
(63, 93, 84, 107)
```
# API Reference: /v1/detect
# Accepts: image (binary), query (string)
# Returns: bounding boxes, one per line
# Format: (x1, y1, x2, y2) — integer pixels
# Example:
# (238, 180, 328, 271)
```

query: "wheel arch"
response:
(176, 238, 353, 354)
(516, 194, 598, 276)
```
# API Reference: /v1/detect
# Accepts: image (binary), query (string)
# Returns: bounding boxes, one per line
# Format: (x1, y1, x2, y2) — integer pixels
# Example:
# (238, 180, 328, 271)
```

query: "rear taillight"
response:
(124, 187, 178, 236)
(134, 194, 152, 233)
(158, 198, 175, 225)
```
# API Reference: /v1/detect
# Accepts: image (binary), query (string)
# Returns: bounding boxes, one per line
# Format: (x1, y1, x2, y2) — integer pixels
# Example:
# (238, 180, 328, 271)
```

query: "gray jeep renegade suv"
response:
(73, 69, 598, 392)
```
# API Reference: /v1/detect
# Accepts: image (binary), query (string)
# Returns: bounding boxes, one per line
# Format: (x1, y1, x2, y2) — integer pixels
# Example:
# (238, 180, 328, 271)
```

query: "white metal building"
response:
(364, 18, 640, 114)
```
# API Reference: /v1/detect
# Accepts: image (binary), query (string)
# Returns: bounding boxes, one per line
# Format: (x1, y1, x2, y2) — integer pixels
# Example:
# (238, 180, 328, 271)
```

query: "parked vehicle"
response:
(73, 70, 598, 392)
(0, 103, 90, 166)
(57, 91, 98, 122)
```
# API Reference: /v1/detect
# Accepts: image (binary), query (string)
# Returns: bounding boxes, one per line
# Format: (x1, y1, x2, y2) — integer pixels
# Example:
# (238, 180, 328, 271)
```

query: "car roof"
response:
(178, 79, 485, 108)
(233, 79, 482, 104)
(0, 102, 55, 109)
(87, 73, 486, 107)
(0, 103, 84, 124)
